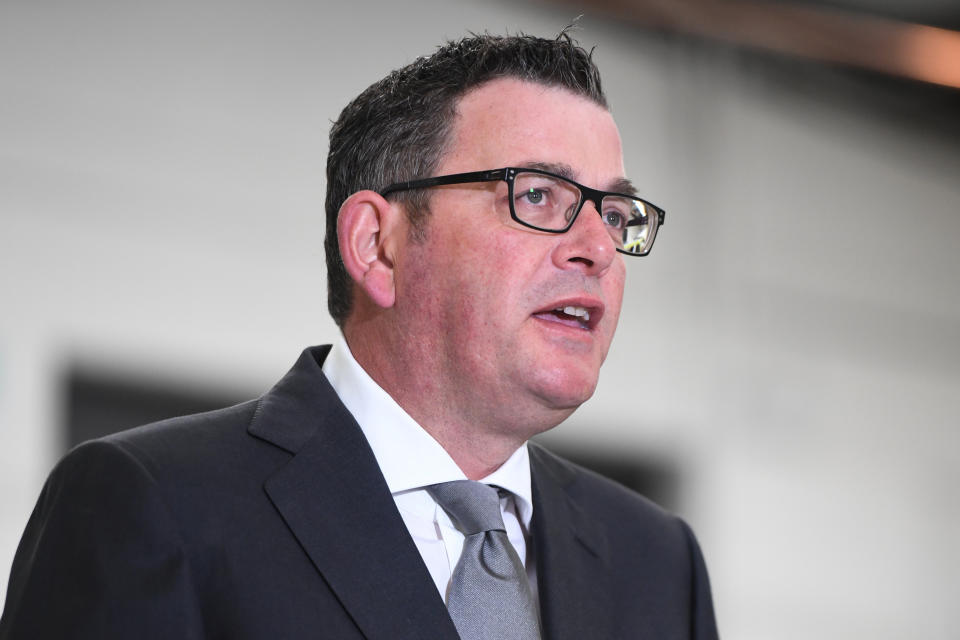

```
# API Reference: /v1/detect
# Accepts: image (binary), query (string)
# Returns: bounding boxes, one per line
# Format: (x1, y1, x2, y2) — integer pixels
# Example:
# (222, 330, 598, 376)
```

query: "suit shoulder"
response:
(2, 431, 209, 638)
(102, 398, 259, 447)
(54, 398, 288, 504)
(529, 441, 685, 538)
(93, 399, 259, 463)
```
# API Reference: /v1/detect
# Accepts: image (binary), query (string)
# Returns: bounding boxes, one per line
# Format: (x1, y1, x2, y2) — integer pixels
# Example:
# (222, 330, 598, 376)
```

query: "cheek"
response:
(610, 282, 626, 323)
(402, 244, 495, 340)
(603, 262, 627, 317)
(409, 210, 550, 333)
(394, 243, 451, 331)
(456, 228, 528, 296)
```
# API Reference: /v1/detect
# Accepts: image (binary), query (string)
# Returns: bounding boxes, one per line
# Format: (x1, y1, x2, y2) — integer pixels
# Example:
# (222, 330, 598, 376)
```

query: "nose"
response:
(551, 200, 617, 275)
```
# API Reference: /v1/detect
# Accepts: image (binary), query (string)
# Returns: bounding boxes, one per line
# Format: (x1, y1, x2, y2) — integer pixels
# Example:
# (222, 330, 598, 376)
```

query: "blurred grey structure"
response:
(1, 0, 958, 638)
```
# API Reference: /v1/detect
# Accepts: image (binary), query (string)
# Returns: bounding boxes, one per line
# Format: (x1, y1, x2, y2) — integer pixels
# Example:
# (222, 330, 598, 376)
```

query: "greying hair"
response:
(324, 30, 607, 328)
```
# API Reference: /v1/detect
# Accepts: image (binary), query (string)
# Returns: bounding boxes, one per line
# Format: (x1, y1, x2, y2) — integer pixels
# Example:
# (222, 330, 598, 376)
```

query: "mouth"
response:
(532, 299, 603, 331)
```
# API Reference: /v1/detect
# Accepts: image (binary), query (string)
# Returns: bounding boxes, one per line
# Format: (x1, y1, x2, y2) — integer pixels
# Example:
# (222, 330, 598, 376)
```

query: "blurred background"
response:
(2, 0, 958, 637)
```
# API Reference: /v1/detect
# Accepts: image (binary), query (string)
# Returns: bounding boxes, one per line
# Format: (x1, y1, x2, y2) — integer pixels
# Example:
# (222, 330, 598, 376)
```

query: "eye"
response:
(602, 210, 626, 229)
(520, 188, 547, 205)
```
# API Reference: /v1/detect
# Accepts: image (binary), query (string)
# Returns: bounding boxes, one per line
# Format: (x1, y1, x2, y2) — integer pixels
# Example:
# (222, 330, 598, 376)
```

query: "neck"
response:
(343, 317, 566, 480)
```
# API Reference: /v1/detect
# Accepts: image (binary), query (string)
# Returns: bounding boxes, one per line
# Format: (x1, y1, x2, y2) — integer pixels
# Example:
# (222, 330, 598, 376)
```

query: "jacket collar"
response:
(249, 346, 459, 640)
(530, 442, 613, 640)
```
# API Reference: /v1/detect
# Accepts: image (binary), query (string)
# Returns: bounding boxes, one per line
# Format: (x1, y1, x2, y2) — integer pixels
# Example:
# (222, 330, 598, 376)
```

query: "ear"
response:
(337, 189, 404, 309)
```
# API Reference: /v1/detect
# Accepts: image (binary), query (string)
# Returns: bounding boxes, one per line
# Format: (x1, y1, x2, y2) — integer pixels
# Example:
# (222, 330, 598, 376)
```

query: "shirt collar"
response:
(321, 335, 533, 527)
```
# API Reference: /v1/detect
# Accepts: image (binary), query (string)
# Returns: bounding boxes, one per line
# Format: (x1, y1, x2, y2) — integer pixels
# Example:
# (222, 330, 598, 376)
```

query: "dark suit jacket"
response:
(1, 346, 718, 639)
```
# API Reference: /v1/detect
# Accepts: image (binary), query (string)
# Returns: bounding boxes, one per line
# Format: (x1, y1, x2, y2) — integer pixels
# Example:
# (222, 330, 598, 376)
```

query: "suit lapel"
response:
(250, 347, 459, 640)
(530, 444, 613, 640)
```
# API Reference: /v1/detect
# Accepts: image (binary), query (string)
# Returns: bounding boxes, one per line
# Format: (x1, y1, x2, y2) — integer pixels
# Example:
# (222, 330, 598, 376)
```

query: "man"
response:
(1, 32, 718, 639)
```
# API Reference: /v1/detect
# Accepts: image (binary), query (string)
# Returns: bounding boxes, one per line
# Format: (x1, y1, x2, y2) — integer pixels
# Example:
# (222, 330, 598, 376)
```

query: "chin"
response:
(531, 373, 599, 413)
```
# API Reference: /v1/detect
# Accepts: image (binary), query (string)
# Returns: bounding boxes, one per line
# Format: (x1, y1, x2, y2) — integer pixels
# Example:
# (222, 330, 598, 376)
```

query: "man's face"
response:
(391, 78, 627, 434)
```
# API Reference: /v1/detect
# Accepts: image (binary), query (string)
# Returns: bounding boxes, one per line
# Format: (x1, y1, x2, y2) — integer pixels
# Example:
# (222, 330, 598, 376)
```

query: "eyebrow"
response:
(521, 161, 576, 180)
(518, 161, 638, 197)
(608, 177, 638, 197)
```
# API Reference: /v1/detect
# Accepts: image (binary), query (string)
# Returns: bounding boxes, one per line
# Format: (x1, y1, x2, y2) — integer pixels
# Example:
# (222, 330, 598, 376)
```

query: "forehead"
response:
(441, 78, 626, 186)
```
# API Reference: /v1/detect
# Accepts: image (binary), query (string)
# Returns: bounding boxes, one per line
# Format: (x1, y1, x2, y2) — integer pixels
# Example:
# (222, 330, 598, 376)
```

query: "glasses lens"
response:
(603, 195, 656, 255)
(512, 172, 582, 231)
(512, 171, 659, 255)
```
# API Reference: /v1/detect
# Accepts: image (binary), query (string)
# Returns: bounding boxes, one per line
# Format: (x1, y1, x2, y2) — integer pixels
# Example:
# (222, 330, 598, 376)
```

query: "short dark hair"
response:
(324, 30, 607, 328)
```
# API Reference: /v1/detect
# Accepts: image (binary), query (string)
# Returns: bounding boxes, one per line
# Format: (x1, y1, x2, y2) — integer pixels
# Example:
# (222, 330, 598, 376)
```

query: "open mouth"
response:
(532, 303, 601, 331)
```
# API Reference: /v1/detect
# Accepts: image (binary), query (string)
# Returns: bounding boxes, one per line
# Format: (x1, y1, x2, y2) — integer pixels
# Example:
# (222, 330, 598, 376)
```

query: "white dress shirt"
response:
(321, 336, 537, 602)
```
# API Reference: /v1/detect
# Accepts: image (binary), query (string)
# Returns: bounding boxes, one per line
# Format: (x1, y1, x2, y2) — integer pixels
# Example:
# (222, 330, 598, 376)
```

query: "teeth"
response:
(556, 306, 591, 322)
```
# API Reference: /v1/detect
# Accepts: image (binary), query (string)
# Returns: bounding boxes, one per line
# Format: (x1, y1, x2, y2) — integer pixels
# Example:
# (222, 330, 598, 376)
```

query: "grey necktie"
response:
(428, 480, 541, 640)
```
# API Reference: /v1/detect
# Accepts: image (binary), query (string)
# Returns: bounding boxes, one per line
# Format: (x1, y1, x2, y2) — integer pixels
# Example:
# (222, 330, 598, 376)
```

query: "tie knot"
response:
(428, 480, 505, 536)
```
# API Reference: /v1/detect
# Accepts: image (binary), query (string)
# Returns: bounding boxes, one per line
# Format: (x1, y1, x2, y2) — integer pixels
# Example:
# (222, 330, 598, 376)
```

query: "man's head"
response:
(326, 32, 637, 472)
(325, 31, 606, 328)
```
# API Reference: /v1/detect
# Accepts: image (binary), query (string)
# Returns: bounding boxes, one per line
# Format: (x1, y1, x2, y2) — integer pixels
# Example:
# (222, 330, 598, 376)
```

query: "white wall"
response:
(2, 1, 958, 637)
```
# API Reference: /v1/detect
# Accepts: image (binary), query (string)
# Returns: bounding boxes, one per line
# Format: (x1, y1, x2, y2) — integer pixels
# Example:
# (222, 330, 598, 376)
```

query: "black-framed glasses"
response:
(379, 167, 665, 256)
